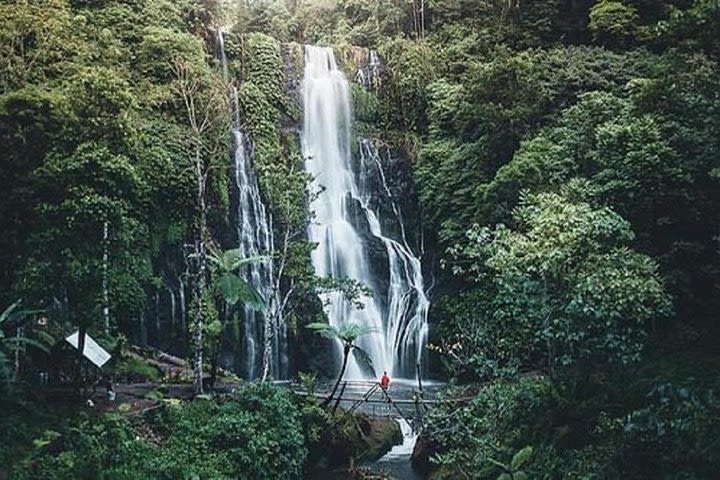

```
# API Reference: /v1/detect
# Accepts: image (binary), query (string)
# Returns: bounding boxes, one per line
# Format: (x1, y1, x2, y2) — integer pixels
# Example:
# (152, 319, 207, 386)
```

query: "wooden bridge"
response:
(283, 379, 462, 432)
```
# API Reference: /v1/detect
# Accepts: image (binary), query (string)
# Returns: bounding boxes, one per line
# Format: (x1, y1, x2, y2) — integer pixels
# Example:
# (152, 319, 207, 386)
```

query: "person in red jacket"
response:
(380, 371, 390, 391)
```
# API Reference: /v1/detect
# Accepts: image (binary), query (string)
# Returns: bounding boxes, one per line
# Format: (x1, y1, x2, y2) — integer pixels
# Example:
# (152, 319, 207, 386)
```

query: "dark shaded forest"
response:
(1, 0, 719, 478)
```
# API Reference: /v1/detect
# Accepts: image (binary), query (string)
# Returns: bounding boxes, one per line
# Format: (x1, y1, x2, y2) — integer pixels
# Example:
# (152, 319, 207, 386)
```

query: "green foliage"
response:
(654, 0, 720, 55)
(307, 322, 376, 376)
(0, 0, 83, 91)
(21, 141, 151, 329)
(378, 36, 437, 132)
(426, 377, 561, 478)
(112, 354, 161, 383)
(475, 85, 716, 315)
(447, 192, 672, 379)
(152, 384, 307, 479)
(11, 385, 308, 479)
(589, 0, 640, 46)
(426, 377, 720, 479)
(0, 0, 215, 342)
(621, 382, 720, 477)
(234, 32, 310, 229)
(1, 1, 720, 478)
(206, 249, 266, 308)
(0, 301, 51, 397)
(417, 46, 654, 243)
(136, 26, 206, 86)
(307, 322, 374, 344)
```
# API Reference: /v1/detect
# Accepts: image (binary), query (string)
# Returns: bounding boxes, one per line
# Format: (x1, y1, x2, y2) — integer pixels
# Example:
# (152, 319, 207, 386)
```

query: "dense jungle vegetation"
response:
(1, 0, 719, 478)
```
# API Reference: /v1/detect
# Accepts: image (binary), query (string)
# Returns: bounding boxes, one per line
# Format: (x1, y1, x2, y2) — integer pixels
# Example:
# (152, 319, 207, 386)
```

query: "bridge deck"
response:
(283, 379, 464, 423)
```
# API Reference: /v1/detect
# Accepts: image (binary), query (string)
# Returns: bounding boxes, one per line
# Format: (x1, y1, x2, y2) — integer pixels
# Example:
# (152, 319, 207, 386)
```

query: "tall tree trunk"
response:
(102, 221, 110, 335)
(261, 228, 291, 382)
(193, 152, 207, 395)
(323, 344, 351, 407)
(261, 314, 273, 381)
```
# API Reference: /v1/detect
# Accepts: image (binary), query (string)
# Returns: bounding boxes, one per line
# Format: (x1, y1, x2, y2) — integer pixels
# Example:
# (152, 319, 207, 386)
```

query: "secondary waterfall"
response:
(356, 49, 381, 89)
(219, 30, 287, 379)
(301, 45, 429, 379)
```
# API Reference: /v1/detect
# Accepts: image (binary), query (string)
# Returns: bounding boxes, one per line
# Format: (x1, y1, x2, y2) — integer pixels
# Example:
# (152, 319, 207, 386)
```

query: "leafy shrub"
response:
(424, 378, 720, 479)
(621, 383, 720, 478)
(112, 354, 161, 382)
(589, 0, 639, 46)
(424, 377, 563, 478)
(444, 192, 672, 382)
(10, 384, 308, 479)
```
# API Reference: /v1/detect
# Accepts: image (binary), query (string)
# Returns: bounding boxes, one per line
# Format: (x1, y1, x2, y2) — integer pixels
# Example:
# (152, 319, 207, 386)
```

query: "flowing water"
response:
(372, 419, 424, 480)
(356, 49, 381, 89)
(219, 30, 287, 379)
(301, 45, 429, 379)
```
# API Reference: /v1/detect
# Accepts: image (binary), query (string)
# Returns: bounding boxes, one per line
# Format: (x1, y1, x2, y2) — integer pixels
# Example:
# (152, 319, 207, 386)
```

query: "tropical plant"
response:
(204, 248, 267, 387)
(0, 300, 51, 396)
(207, 248, 267, 308)
(492, 446, 533, 480)
(306, 322, 376, 407)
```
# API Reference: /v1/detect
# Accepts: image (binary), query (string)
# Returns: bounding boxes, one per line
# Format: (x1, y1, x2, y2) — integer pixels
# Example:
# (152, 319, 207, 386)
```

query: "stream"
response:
(313, 418, 425, 480)
(369, 418, 424, 479)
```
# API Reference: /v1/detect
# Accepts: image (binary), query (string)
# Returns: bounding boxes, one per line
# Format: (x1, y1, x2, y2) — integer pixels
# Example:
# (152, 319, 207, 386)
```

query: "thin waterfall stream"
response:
(218, 30, 287, 379)
(301, 45, 429, 379)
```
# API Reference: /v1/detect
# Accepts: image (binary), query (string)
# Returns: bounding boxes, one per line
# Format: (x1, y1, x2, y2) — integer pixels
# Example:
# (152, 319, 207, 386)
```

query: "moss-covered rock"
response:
(308, 411, 402, 471)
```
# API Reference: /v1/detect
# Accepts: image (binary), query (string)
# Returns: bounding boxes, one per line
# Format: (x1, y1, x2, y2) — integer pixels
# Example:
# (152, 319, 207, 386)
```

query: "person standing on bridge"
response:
(380, 371, 390, 391)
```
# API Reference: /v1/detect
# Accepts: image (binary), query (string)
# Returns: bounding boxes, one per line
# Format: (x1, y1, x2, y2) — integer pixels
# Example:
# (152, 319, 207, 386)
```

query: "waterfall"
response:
(301, 45, 429, 379)
(378, 419, 419, 462)
(218, 29, 287, 379)
(358, 139, 430, 375)
(356, 49, 381, 89)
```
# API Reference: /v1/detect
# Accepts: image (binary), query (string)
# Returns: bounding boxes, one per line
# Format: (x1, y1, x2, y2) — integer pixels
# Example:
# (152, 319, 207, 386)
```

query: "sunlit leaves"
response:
(589, 0, 639, 47)
(449, 192, 671, 376)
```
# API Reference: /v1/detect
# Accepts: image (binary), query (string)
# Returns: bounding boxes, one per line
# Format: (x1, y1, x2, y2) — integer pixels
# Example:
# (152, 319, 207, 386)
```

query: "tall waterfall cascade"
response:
(301, 45, 429, 379)
(218, 30, 287, 379)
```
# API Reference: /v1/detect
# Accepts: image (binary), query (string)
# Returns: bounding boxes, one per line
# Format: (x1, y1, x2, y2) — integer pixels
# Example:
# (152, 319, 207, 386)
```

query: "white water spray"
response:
(301, 46, 429, 379)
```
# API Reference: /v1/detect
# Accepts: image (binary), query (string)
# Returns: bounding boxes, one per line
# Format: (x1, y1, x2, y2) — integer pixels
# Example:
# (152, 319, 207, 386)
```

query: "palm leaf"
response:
(216, 273, 265, 309)
(5, 337, 51, 353)
(206, 253, 224, 269)
(352, 346, 376, 378)
(222, 249, 270, 271)
(0, 300, 22, 325)
(0, 301, 40, 329)
(338, 324, 376, 343)
(306, 322, 340, 340)
(34, 330, 56, 346)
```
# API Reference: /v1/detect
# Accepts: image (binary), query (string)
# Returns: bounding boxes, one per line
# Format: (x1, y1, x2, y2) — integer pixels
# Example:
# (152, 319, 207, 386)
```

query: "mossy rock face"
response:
(359, 416, 403, 461)
(309, 413, 402, 470)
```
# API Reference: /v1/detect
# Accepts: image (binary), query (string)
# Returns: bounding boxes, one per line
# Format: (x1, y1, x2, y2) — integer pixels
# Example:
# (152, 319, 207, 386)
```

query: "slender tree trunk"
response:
(331, 380, 348, 415)
(261, 314, 273, 381)
(102, 221, 110, 335)
(193, 152, 207, 395)
(13, 327, 21, 380)
(261, 228, 291, 382)
(323, 344, 351, 407)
